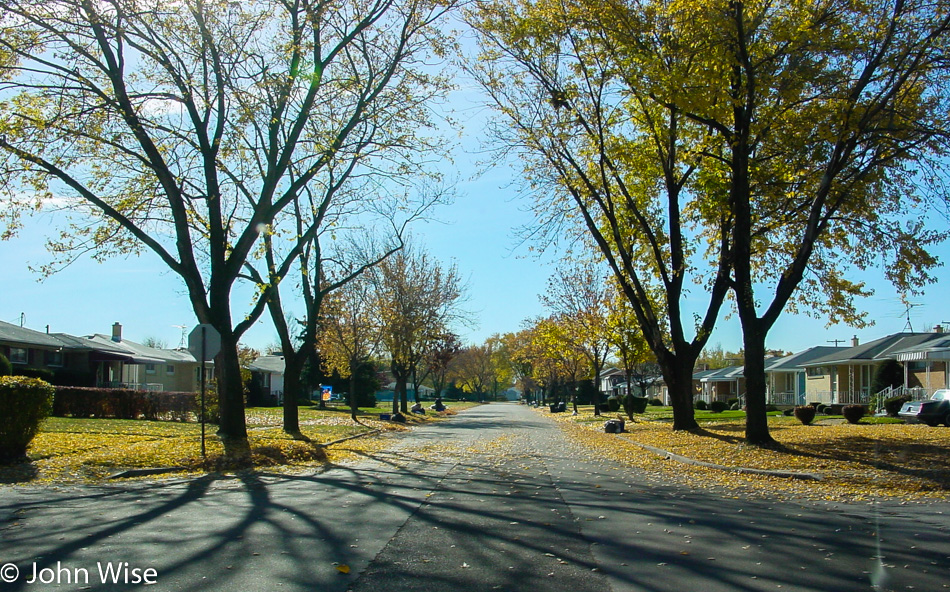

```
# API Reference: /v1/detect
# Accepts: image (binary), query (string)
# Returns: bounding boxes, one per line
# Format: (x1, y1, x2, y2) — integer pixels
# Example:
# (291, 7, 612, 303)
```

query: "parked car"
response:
(899, 389, 950, 426)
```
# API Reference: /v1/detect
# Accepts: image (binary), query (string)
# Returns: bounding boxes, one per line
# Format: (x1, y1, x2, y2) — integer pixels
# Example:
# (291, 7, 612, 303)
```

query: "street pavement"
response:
(1, 403, 948, 591)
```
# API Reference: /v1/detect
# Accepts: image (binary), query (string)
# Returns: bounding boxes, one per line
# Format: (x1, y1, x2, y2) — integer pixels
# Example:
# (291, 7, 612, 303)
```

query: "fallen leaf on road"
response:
(336, 565, 350, 574)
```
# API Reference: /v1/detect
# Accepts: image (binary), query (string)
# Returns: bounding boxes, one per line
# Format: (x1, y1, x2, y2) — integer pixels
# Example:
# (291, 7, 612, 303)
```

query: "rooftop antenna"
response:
(902, 302, 921, 333)
(827, 339, 845, 346)
(172, 324, 188, 349)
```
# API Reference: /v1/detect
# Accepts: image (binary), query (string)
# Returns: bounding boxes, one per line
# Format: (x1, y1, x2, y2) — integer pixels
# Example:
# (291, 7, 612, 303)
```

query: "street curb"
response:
(106, 429, 383, 479)
(108, 467, 186, 479)
(318, 429, 382, 447)
(616, 435, 823, 481)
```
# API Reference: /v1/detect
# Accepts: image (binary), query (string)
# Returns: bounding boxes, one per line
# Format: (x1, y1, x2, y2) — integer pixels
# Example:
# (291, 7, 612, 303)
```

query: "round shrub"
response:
(842, 404, 866, 424)
(883, 394, 912, 417)
(709, 400, 729, 413)
(794, 405, 817, 425)
(694, 399, 708, 410)
(815, 404, 828, 415)
(607, 395, 621, 412)
(0, 376, 54, 462)
(622, 393, 649, 416)
(648, 398, 663, 406)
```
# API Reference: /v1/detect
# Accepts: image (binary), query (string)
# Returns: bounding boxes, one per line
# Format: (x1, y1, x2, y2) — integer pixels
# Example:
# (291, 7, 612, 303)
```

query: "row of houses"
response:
(601, 328, 950, 408)
(1, 320, 208, 392)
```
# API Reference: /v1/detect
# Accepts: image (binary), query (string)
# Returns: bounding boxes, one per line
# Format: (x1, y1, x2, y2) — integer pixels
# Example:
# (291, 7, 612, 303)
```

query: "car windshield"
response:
(932, 390, 948, 401)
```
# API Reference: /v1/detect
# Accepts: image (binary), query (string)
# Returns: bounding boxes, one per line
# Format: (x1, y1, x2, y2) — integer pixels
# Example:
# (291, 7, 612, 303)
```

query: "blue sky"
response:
(3, 164, 948, 357)
(2, 75, 948, 357)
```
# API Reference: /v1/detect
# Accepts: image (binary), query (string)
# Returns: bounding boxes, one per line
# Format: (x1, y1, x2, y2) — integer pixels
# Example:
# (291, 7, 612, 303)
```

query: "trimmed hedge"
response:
(0, 376, 55, 462)
(52, 386, 196, 422)
(623, 393, 649, 415)
(883, 394, 912, 417)
(794, 405, 817, 425)
(709, 400, 729, 413)
(842, 404, 866, 424)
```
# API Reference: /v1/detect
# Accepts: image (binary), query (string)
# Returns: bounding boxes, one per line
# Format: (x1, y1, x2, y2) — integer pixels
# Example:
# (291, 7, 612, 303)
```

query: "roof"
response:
(81, 334, 197, 365)
(248, 355, 286, 374)
(1, 319, 200, 365)
(802, 332, 949, 367)
(0, 320, 69, 349)
(891, 334, 950, 361)
(697, 365, 745, 382)
(765, 346, 848, 372)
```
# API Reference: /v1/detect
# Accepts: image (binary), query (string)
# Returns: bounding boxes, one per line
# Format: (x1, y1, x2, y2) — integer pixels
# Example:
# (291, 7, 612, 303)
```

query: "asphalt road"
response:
(1, 403, 948, 592)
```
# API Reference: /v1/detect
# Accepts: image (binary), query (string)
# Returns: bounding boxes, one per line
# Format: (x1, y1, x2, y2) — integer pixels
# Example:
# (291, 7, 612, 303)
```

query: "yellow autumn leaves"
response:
(2, 404, 483, 484)
(548, 408, 950, 502)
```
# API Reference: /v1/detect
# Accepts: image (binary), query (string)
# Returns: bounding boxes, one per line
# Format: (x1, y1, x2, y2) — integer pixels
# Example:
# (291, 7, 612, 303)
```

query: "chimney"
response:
(935, 325, 944, 334)
(112, 322, 122, 342)
(851, 335, 859, 347)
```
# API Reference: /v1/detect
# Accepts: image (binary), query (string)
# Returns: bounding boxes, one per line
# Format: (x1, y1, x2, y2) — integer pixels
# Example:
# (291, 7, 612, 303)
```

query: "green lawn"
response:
(570, 404, 905, 424)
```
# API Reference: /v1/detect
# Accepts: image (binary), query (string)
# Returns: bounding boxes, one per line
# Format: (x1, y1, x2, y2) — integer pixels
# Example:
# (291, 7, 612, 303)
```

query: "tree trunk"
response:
(214, 332, 250, 459)
(349, 364, 358, 421)
(661, 357, 699, 431)
(740, 320, 777, 446)
(281, 353, 308, 440)
(592, 359, 604, 416)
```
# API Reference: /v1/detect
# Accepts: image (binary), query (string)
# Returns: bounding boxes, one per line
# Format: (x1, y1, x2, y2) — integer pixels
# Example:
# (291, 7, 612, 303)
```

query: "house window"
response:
(145, 363, 157, 375)
(9, 347, 27, 364)
(907, 361, 927, 372)
(166, 365, 175, 375)
(806, 367, 825, 377)
(45, 350, 64, 367)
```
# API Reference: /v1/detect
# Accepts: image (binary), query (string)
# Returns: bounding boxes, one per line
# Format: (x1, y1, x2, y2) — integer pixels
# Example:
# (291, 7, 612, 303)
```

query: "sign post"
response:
(188, 324, 222, 457)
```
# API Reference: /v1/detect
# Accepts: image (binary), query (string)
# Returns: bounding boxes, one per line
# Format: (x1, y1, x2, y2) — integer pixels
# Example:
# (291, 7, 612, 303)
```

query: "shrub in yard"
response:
(622, 393, 649, 416)
(765, 404, 779, 413)
(842, 405, 866, 424)
(815, 404, 828, 415)
(727, 397, 739, 409)
(709, 400, 729, 413)
(607, 395, 621, 412)
(883, 394, 912, 417)
(0, 376, 54, 462)
(0, 354, 12, 377)
(648, 398, 663, 406)
(793, 405, 817, 425)
(694, 399, 708, 410)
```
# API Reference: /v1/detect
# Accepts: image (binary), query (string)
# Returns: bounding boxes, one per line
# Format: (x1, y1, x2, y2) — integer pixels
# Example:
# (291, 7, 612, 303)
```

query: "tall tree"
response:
(469, 0, 950, 443)
(540, 260, 614, 415)
(425, 332, 462, 399)
(605, 287, 657, 399)
(373, 245, 465, 413)
(320, 275, 383, 421)
(500, 328, 538, 403)
(449, 344, 495, 399)
(467, 0, 733, 430)
(0, 0, 453, 457)
(528, 315, 586, 412)
(240, 0, 456, 437)
(602, 0, 949, 444)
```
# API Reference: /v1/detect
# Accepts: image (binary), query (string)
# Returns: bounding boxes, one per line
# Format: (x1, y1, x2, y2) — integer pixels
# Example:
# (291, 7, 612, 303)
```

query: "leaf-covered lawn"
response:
(548, 407, 950, 502)
(1, 403, 481, 484)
